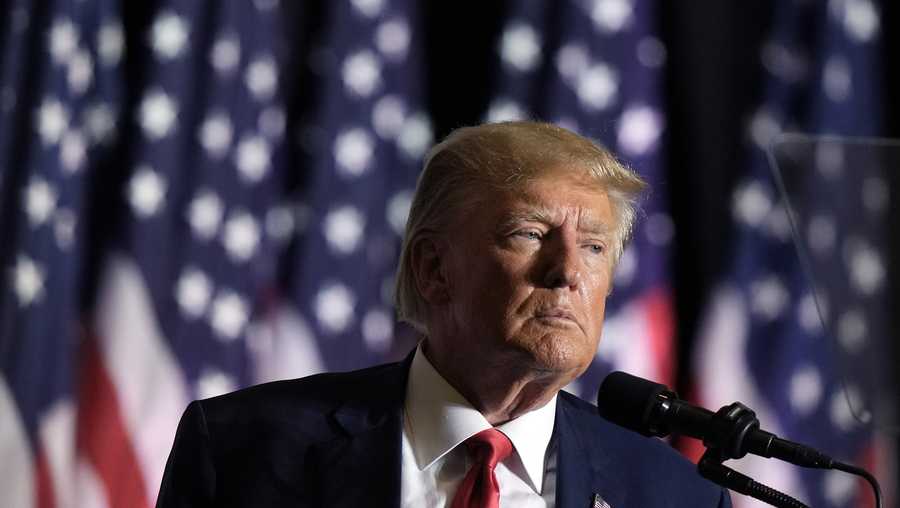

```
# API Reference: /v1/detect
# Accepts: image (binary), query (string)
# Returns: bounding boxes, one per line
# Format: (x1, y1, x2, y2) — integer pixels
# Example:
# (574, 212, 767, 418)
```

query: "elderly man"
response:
(157, 122, 731, 507)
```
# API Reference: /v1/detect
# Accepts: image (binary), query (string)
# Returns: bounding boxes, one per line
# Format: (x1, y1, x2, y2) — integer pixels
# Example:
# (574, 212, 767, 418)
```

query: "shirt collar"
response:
(404, 344, 557, 493)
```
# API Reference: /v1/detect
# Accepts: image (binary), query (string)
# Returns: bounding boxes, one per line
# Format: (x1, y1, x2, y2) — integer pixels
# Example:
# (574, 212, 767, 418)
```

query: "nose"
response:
(542, 231, 581, 289)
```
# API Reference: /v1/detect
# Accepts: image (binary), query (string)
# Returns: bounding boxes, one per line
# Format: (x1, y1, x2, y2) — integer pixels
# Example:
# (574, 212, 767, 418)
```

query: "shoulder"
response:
(194, 360, 408, 439)
(558, 391, 730, 506)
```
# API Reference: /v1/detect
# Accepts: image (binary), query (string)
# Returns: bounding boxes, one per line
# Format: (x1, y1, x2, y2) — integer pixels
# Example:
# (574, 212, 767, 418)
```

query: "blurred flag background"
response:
(0, 1, 896, 507)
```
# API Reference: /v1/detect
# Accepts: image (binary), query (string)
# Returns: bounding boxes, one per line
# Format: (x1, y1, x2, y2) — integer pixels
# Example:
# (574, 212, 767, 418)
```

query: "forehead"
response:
(487, 174, 614, 228)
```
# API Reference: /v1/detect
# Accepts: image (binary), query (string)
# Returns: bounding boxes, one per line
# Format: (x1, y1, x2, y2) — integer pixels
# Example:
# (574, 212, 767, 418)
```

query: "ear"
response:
(409, 234, 452, 305)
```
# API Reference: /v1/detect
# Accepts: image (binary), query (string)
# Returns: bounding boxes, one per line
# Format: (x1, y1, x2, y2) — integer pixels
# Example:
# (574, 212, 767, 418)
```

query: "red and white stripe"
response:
(5, 255, 190, 508)
(600, 286, 675, 385)
(694, 285, 802, 508)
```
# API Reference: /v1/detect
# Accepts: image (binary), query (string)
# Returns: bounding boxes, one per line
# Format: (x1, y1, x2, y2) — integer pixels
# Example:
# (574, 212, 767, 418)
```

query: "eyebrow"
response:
(497, 205, 612, 236)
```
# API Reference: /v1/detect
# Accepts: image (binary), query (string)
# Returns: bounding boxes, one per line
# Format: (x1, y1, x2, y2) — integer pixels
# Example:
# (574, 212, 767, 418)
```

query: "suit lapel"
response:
(312, 356, 413, 508)
(555, 395, 624, 508)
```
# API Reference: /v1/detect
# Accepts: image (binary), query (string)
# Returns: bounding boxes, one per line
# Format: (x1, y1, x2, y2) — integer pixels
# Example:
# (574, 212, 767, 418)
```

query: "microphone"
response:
(596, 371, 833, 468)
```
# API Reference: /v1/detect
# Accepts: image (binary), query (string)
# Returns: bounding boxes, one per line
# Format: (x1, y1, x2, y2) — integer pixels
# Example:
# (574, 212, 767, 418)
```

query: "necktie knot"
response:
(451, 429, 513, 508)
(465, 429, 513, 468)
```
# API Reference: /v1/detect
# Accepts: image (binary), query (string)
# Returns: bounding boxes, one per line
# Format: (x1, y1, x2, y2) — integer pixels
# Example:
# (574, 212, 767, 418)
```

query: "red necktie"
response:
(450, 429, 514, 508)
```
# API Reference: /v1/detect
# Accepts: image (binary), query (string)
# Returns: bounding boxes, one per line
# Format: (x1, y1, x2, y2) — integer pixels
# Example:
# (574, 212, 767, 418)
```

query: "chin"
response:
(517, 331, 595, 376)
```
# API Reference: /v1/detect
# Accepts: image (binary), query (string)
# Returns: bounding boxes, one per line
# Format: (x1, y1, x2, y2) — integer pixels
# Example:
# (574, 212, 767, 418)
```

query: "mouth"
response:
(533, 308, 578, 326)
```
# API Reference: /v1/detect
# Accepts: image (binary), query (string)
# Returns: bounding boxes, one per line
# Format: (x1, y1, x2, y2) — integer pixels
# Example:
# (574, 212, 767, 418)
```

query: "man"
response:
(157, 121, 731, 507)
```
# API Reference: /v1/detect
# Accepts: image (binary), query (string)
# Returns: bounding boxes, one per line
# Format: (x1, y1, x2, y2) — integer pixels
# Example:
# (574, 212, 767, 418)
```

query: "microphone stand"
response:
(694, 402, 883, 508)
(698, 448, 808, 508)
(695, 402, 809, 508)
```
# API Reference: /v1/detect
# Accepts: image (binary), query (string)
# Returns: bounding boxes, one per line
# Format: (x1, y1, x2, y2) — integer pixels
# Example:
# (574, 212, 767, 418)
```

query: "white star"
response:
(265, 205, 294, 240)
(198, 112, 233, 158)
(48, 19, 78, 63)
(139, 90, 178, 140)
(222, 210, 260, 262)
(342, 50, 382, 98)
(617, 105, 662, 156)
(824, 468, 858, 506)
(862, 176, 888, 213)
(235, 134, 271, 182)
(315, 282, 356, 334)
(23, 178, 57, 227)
(60, 129, 87, 173)
(807, 215, 836, 254)
(36, 99, 70, 145)
(150, 11, 189, 60)
(591, 0, 634, 33)
(98, 21, 124, 66)
(750, 275, 789, 320)
(398, 113, 432, 160)
(334, 128, 374, 177)
(823, 56, 851, 102)
(486, 99, 525, 123)
(376, 19, 410, 60)
(556, 44, 589, 82)
(636, 37, 666, 68)
(837, 309, 867, 353)
(209, 290, 249, 340)
(84, 103, 116, 144)
(245, 56, 278, 101)
(816, 140, 844, 179)
(187, 190, 224, 239)
(732, 181, 772, 227)
(53, 209, 76, 250)
(386, 190, 412, 235)
(211, 35, 241, 75)
(788, 365, 823, 416)
(323, 205, 366, 255)
(258, 107, 285, 140)
(797, 292, 824, 333)
(500, 23, 542, 72)
(67, 49, 93, 94)
(176, 267, 213, 318)
(839, 0, 879, 43)
(847, 243, 884, 295)
(11, 256, 45, 307)
(749, 108, 780, 148)
(196, 368, 237, 399)
(372, 95, 406, 139)
(761, 42, 809, 83)
(830, 385, 868, 431)
(764, 204, 792, 242)
(128, 165, 167, 218)
(576, 63, 618, 111)
(644, 213, 674, 246)
(351, 0, 385, 18)
(362, 308, 393, 353)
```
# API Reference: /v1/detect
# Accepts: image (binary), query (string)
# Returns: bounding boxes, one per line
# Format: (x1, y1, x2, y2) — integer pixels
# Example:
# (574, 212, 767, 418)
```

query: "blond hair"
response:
(394, 121, 647, 333)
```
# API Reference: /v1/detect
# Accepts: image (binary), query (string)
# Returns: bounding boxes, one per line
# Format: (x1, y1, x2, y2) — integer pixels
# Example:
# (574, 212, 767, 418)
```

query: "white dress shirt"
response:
(400, 346, 557, 507)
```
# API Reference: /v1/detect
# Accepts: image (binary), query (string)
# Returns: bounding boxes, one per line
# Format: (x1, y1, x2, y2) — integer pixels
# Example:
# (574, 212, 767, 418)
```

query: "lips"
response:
(534, 308, 577, 322)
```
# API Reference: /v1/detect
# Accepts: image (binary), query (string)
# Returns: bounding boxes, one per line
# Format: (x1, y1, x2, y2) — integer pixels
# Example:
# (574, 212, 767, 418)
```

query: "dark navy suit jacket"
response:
(157, 356, 732, 507)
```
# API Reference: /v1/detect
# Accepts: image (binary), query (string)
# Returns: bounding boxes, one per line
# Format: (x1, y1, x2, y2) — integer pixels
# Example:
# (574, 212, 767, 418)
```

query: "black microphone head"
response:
(597, 371, 672, 437)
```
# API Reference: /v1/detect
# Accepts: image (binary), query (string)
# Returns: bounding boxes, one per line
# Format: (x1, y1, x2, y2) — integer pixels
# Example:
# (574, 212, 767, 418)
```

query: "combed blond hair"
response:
(394, 121, 647, 333)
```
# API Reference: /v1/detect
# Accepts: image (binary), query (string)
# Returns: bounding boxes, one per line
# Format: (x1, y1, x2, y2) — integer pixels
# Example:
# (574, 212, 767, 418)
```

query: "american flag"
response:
(0, 0, 428, 507)
(693, 0, 894, 507)
(488, 0, 673, 396)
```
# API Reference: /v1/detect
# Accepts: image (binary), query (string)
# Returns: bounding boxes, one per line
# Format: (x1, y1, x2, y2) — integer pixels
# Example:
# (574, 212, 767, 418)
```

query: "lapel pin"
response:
(591, 493, 611, 508)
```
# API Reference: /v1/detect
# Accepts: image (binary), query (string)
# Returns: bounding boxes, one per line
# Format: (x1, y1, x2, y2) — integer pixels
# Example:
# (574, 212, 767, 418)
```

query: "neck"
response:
(422, 340, 567, 425)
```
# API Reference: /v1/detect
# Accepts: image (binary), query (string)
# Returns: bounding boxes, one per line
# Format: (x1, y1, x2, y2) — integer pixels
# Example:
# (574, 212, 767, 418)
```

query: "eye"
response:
(585, 243, 605, 254)
(516, 230, 542, 241)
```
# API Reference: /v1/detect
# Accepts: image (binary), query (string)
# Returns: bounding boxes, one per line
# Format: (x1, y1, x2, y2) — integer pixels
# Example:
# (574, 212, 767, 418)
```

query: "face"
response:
(435, 172, 616, 383)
